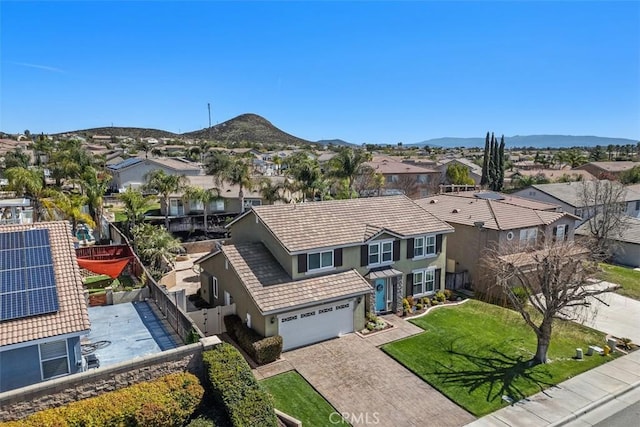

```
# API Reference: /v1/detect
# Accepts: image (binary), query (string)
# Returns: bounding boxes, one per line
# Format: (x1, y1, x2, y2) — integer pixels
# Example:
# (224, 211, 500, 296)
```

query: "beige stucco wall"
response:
(229, 212, 294, 276)
(199, 252, 267, 336)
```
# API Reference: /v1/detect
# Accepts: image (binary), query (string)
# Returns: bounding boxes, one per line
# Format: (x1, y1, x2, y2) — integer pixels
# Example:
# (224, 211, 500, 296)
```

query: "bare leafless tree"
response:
(395, 174, 420, 198)
(480, 240, 618, 365)
(578, 180, 630, 258)
(353, 165, 384, 197)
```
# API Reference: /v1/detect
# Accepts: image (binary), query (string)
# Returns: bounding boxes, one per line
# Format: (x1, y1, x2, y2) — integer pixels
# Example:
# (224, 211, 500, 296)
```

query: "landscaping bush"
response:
(512, 286, 530, 305)
(3, 372, 204, 427)
(223, 314, 282, 364)
(203, 343, 278, 427)
(435, 291, 446, 302)
(416, 303, 423, 310)
(187, 416, 217, 427)
(443, 289, 453, 301)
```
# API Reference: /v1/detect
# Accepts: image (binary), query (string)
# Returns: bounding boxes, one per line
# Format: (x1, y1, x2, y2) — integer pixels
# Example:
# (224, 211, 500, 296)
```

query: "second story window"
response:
(554, 224, 566, 241)
(414, 236, 436, 258)
(369, 241, 393, 265)
(308, 250, 333, 271)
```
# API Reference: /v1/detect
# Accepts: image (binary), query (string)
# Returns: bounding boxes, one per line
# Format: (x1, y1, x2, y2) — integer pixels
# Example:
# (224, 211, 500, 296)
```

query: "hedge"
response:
(223, 314, 282, 365)
(202, 343, 278, 427)
(2, 372, 203, 427)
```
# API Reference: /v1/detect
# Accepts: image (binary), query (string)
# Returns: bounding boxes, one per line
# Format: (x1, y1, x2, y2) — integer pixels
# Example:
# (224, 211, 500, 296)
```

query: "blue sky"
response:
(1, 1, 639, 144)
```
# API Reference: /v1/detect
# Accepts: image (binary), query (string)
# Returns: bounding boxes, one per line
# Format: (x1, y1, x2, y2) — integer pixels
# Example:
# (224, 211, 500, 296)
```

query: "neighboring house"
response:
(159, 175, 288, 233)
(436, 158, 483, 185)
(106, 157, 203, 191)
(365, 156, 440, 198)
(511, 168, 596, 183)
(0, 198, 33, 225)
(575, 216, 640, 268)
(415, 191, 578, 288)
(513, 181, 640, 222)
(195, 196, 453, 350)
(0, 221, 91, 392)
(574, 161, 639, 179)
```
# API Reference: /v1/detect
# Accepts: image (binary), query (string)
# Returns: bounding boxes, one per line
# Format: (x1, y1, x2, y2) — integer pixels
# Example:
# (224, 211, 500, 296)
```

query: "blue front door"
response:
(375, 278, 386, 312)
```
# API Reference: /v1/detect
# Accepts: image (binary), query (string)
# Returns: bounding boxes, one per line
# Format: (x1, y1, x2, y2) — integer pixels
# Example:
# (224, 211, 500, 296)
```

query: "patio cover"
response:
(365, 267, 403, 280)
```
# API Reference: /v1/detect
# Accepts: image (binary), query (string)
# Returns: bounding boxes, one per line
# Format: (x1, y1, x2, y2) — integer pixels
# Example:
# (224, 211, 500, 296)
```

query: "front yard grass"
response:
(261, 371, 348, 427)
(598, 263, 640, 300)
(382, 300, 615, 417)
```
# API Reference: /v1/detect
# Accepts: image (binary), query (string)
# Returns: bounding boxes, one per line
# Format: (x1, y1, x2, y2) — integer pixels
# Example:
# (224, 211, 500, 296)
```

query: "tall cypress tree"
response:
(497, 135, 505, 191)
(480, 131, 490, 186)
(487, 133, 496, 190)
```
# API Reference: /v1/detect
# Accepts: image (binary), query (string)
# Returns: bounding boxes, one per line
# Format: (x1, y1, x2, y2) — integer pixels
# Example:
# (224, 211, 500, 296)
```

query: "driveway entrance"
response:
(284, 333, 475, 427)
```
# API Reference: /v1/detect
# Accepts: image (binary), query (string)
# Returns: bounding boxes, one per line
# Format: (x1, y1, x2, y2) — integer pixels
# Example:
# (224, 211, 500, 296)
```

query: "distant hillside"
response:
(414, 135, 638, 149)
(316, 138, 355, 147)
(183, 113, 314, 145)
(53, 127, 178, 140)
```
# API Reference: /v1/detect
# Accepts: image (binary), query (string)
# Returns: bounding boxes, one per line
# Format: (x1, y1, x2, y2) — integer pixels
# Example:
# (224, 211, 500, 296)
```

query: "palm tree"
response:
(286, 156, 322, 201)
(258, 179, 286, 204)
(117, 187, 155, 230)
(327, 148, 372, 198)
(53, 192, 95, 235)
(184, 186, 220, 232)
(209, 157, 254, 213)
(132, 223, 182, 274)
(79, 166, 109, 242)
(143, 170, 189, 229)
(28, 135, 52, 166)
(5, 167, 59, 222)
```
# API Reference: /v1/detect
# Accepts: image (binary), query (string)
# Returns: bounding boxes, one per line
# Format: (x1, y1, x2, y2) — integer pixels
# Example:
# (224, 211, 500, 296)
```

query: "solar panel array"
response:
(107, 157, 143, 171)
(0, 229, 59, 322)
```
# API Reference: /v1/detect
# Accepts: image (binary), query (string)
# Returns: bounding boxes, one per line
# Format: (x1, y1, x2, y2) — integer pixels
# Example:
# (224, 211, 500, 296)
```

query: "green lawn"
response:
(382, 300, 615, 417)
(261, 371, 348, 427)
(599, 263, 640, 300)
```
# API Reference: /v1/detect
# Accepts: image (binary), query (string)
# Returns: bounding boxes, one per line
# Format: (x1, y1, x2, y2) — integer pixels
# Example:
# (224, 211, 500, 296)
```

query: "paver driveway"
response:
(284, 333, 475, 427)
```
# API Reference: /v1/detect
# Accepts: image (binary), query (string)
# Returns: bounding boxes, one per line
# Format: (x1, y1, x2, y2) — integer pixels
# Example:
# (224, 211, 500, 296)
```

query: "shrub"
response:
(435, 291, 446, 302)
(223, 314, 243, 340)
(187, 416, 216, 427)
(366, 321, 376, 331)
(366, 311, 378, 322)
(512, 286, 530, 305)
(421, 297, 430, 306)
(416, 303, 423, 310)
(431, 299, 440, 306)
(253, 335, 283, 365)
(406, 296, 415, 307)
(203, 343, 278, 427)
(443, 289, 453, 301)
(4, 373, 204, 427)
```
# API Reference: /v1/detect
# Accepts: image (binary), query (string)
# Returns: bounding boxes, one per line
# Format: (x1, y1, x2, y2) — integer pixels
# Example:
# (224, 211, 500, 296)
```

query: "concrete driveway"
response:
(283, 333, 475, 427)
(571, 282, 640, 344)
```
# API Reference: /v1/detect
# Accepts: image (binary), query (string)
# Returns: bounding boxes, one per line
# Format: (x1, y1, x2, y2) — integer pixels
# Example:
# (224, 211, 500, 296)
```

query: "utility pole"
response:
(207, 103, 212, 141)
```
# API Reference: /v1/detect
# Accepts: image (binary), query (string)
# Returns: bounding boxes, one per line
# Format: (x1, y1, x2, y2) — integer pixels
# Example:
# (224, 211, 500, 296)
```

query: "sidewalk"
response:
(466, 350, 640, 426)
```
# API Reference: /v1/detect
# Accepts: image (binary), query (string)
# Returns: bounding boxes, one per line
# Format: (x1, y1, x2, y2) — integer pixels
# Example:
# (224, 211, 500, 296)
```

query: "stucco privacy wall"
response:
(0, 337, 221, 422)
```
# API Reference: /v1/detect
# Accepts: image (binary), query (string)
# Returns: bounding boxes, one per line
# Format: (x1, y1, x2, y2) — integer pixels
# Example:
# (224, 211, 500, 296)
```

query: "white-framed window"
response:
(519, 228, 538, 242)
(555, 224, 566, 240)
(39, 340, 69, 380)
(414, 235, 436, 258)
(210, 276, 218, 298)
(369, 241, 393, 266)
(413, 269, 436, 296)
(308, 250, 333, 271)
(169, 199, 184, 216)
(210, 199, 225, 211)
(191, 200, 204, 211)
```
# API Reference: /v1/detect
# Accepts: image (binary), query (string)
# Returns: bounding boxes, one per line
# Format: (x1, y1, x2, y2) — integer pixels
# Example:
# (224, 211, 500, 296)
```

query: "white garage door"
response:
(278, 300, 354, 351)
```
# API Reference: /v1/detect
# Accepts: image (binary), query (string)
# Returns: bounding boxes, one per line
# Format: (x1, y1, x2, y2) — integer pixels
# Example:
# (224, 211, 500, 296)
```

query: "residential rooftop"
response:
(366, 156, 438, 174)
(244, 195, 454, 253)
(0, 221, 90, 347)
(527, 181, 640, 208)
(575, 215, 640, 245)
(221, 243, 372, 314)
(576, 161, 639, 173)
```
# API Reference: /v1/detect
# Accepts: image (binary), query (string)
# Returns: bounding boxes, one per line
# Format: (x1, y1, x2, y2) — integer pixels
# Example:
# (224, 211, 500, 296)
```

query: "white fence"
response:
(189, 304, 236, 336)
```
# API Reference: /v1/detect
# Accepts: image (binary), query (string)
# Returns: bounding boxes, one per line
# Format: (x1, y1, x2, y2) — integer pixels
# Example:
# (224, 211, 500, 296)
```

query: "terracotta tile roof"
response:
(170, 175, 286, 199)
(221, 243, 372, 314)
(149, 157, 202, 172)
(416, 194, 568, 231)
(498, 245, 590, 267)
(577, 161, 639, 173)
(0, 221, 90, 347)
(366, 156, 438, 174)
(514, 168, 596, 181)
(247, 195, 454, 253)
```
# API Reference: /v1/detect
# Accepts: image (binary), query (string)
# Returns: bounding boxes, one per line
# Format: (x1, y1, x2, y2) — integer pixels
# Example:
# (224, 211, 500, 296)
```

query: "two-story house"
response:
(195, 196, 453, 351)
(0, 222, 90, 392)
(415, 191, 579, 289)
(106, 157, 203, 192)
(513, 180, 640, 222)
(364, 156, 440, 198)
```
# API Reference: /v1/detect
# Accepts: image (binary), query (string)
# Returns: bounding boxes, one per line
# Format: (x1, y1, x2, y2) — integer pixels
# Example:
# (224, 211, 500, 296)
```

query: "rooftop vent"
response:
(452, 208, 461, 213)
(430, 199, 438, 204)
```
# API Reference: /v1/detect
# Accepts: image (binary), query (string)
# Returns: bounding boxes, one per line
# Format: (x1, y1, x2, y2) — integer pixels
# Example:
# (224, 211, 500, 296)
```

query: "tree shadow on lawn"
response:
(431, 345, 554, 405)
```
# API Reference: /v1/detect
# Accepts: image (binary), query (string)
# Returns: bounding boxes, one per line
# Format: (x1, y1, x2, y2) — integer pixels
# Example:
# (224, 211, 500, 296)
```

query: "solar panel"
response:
(108, 157, 143, 171)
(0, 228, 59, 322)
